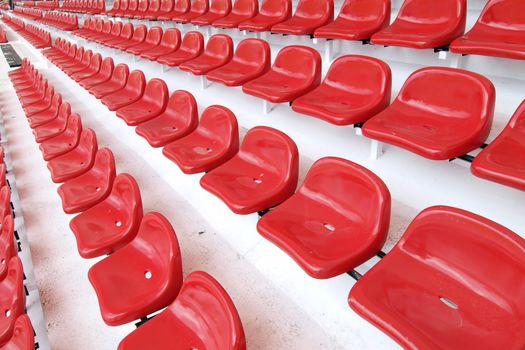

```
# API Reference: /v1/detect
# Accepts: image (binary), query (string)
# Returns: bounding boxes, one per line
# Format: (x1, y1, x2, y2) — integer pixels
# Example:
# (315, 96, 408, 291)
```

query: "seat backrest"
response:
(233, 38, 270, 68)
(142, 78, 169, 108)
(164, 90, 198, 130)
(137, 0, 149, 11)
(80, 50, 93, 66)
(209, 0, 231, 14)
(168, 271, 246, 350)
(108, 173, 143, 226)
(478, 0, 525, 30)
(198, 105, 238, 148)
(260, 0, 291, 17)
(0, 215, 16, 277)
(67, 43, 77, 58)
(124, 70, 146, 96)
(231, 0, 257, 16)
(294, 0, 333, 21)
(145, 26, 163, 45)
(110, 63, 130, 85)
(101, 20, 112, 34)
(160, 0, 174, 12)
(149, 0, 161, 11)
(63, 113, 83, 142)
(94, 18, 103, 32)
(131, 24, 147, 42)
(204, 34, 233, 59)
(111, 0, 121, 10)
(239, 126, 298, 179)
(0, 186, 11, 220)
(180, 31, 204, 53)
(128, 0, 138, 11)
(159, 28, 181, 49)
(120, 0, 129, 10)
(49, 93, 63, 112)
(98, 57, 115, 79)
(396, 0, 466, 28)
(74, 46, 85, 62)
(509, 99, 525, 130)
(120, 22, 134, 38)
(272, 46, 321, 86)
(109, 21, 123, 36)
(97, 0, 105, 10)
(91, 148, 117, 188)
(88, 53, 102, 70)
(189, 0, 208, 14)
(76, 128, 98, 158)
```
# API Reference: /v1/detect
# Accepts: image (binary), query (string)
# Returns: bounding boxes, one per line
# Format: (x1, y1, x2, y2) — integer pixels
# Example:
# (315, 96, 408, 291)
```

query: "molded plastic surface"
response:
(292, 55, 391, 125)
(70, 174, 143, 258)
(258, 157, 390, 278)
(271, 0, 333, 35)
(371, 0, 466, 49)
(242, 45, 321, 103)
(38, 113, 83, 161)
(471, 100, 525, 191)
(0, 257, 24, 346)
(80, 57, 114, 89)
(200, 126, 298, 214)
(191, 0, 231, 25)
(127, 26, 163, 55)
(32, 104, 72, 143)
(172, 0, 208, 23)
(89, 64, 130, 99)
(140, 28, 181, 60)
(179, 34, 233, 75)
(212, 0, 258, 28)
(362, 67, 495, 160)
(238, 0, 291, 31)
(163, 105, 238, 174)
(117, 271, 246, 350)
(348, 206, 525, 350)
(156, 31, 204, 67)
(0, 315, 34, 350)
(0, 216, 16, 281)
(101, 70, 146, 111)
(88, 212, 183, 326)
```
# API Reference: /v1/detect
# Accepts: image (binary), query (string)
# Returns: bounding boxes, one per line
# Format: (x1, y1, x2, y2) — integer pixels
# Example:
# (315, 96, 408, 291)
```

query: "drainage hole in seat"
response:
(253, 178, 262, 184)
(4, 309, 11, 318)
(0, 259, 4, 265)
(323, 223, 335, 232)
(144, 270, 152, 279)
(95, 187, 101, 192)
(439, 296, 458, 309)
(115, 220, 122, 227)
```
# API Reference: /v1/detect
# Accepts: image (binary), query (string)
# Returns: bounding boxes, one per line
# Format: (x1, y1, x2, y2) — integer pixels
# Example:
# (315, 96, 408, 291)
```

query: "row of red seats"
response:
(20, 0, 58, 10)
(69, 21, 525, 192)
(0, 26, 7, 42)
(1, 15, 51, 48)
(37, 11, 79, 31)
(12, 6, 43, 20)
(9, 59, 247, 349)
(0, 132, 36, 348)
(40, 38, 525, 349)
(60, 0, 106, 14)
(98, 0, 525, 60)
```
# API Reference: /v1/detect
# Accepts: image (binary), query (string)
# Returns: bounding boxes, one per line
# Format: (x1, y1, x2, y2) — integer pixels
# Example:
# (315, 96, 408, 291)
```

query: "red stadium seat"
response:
(89, 64, 130, 99)
(450, 0, 525, 60)
(117, 271, 245, 350)
(63, 50, 93, 76)
(27, 94, 63, 128)
(101, 70, 146, 111)
(200, 126, 298, 214)
(0, 187, 11, 222)
(103, 23, 134, 47)
(191, 0, 231, 26)
(114, 0, 130, 16)
(163, 106, 238, 174)
(47, 129, 98, 183)
(32, 103, 71, 143)
(135, 90, 198, 147)
(238, 0, 291, 32)
(88, 212, 182, 326)
(156, 0, 182, 20)
(314, 0, 390, 41)
(106, 0, 121, 15)
(124, 0, 139, 18)
(212, 0, 258, 28)
(172, 0, 208, 23)
(179, 34, 233, 75)
(133, 0, 150, 19)
(71, 53, 102, 82)
(21, 85, 54, 116)
(471, 100, 525, 191)
(70, 173, 143, 259)
(348, 206, 525, 350)
(371, 0, 466, 49)
(87, 20, 112, 42)
(143, 0, 161, 19)
(114, 25, 147, 51)
(257, 157, 391, 278)
(271, 0, 333, 35)
(206, 38, 270, 86)
(0, 216, 16, 281)
(362, 67, 495, 160)
(39, 113, 83, 161)
(0, 315, 34, 350)
(157, 31, 204, 67)
(242, 45, 321, 103)
(116, 78, 169, 126)
(126, 26, 163, 55)
(93, 21, 122, 44)
(291, 55, 391, 126)
(58, 148, 116, 214)
(0, 257, 24, 346)
(80, 57, 114, 89)
(140, 28, 181, 61)
(58, 46, 85, 70)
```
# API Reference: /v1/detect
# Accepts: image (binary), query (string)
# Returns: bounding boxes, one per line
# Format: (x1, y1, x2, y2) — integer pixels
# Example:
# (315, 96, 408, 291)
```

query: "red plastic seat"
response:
(0, 187, 12, 222)
(21, 86, 55, 117)
(93, 22, 122, 44)
(114, 25, 147, 51)
(238, 0, 291, 32)
(371, 0, 466, 49)
(271, 0, 333, 35)
(71, 53, 102, 82)
(156, 0, 183, 20)
(31, 103, 72, 143)
(0, 216, 16, 281)
(362, 67, 495, 160)
(106, 0, 121, 15)
(46, 129, 98, 183)
(101, 70, 146, 111)
(200, 126, 298, 214)
(38, 113, 82, 161)
(206, 38, 270, 86)
(58, 148, 116, 214)
(156, 31, 204, 67)
(348, 206, 525, 350)
(27, 94, 63, 128)
(191, 0, 231, 26)
(292, 55, 391, 126)
(257, 157, 390, 278)
(87, 20, 112, 42)
(179, 34, 233, 75)
(70, 174, 143, 259)
(471, 100, 525, 191)
(163, 106, 238, 174)
(135, 90, 198, 147)
(89, 64, 130, 99)
(212, 0, 258, 28)
(88, 212, 182, 326)
(126, 26, 163, 55)
(116, 78, 169, 126)
(0, 314, 34, 350)
(114, 0, 130, 16)
(117, 271, 246, 350)
(143, 0, 161, 19)
(172, 0, 208, 23)
(133, 0, 150, 19)
(63, 50, 93, 76)
(314, 0, 390, 41)
(0, 257, 24, 346)
(80, 57, 114, 89)
(140, 28, 181, 61)
(57, 46, 85, 70)
(124, 0, 139, 18)
(242, 45, 321, 103)
(450, 0, 525, 60)
(103, 23, 134, 47)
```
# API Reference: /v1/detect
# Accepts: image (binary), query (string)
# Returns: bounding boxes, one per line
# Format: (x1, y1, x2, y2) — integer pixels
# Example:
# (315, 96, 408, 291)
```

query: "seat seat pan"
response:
(179, 55, 226, 75)
(140, 46, 176, 60)
(372, 22, 459, 49)
(39, 130, 79, 161)
(47, 147, 95, 183)
(213, 13, 253, 28)
(207, 61, 262, 86)
(32, 118, 68, 143)
(157, 50, 198, 66)
(136, 114, 196, 148)
(102, 90, 141, 111)
(239, 15, 285, 31)
(242, 71, 313, 103)
(314, 19, 381, 41)
(272, 17, 326, 35)
(116, 101, 163, 126)
(192, 12, 227, 25)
